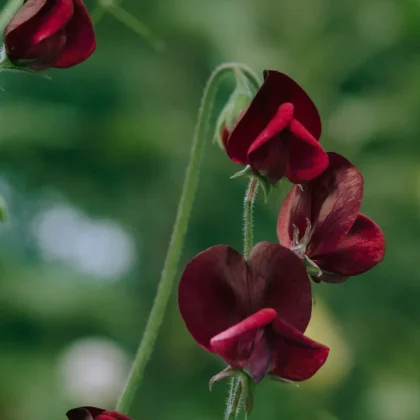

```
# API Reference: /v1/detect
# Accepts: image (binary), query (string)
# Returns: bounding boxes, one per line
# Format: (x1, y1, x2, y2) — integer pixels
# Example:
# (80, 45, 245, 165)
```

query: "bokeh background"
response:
(0, 0, 418, 419)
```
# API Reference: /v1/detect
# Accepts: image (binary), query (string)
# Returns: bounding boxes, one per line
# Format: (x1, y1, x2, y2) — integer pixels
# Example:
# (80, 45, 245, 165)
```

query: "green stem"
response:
(0, 0, 23, 41)
(243, 178, 258, 257)
(226, 379, 243, 420)
(116, 63, 261, 415)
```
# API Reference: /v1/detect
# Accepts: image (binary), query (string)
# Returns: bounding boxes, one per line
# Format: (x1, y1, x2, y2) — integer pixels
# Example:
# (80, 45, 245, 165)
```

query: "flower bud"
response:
(214, 74, 255, 150)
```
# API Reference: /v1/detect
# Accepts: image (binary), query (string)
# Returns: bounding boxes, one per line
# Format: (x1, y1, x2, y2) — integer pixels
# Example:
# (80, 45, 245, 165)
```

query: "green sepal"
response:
(304, 255, 322, 278)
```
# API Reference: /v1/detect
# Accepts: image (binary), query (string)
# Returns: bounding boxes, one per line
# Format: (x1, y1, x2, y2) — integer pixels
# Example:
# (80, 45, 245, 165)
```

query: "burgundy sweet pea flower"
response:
(66, 406, 132, 420)
(178, 242, 329, 383)
(225, 70, 329, 185)
(277, 152, 385, 283)
(4, 0, 96, 70)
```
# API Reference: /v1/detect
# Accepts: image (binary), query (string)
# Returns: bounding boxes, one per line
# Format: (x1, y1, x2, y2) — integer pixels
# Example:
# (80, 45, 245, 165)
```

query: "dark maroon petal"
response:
(5, 0, 74, 62)
(178, 246, 249, 351)
(54, 0, 96, 68)
(277, 184, 311, 248)
(262, 71, 322, 140)
(66, 407, 105, 420)
(247, 242, 312, 332)
(210, 308, 276, 381)
(308, 153, 364, 256)
(270, 318, 329, 381)
(313, 213, 385, 279)
(285, 119, 329, 183)
(226, 70, 321, 165)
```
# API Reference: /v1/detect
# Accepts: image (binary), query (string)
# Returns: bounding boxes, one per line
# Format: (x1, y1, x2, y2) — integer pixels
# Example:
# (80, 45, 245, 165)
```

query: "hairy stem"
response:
(116, 63, 261, 415)
(243, 177, 259, 257)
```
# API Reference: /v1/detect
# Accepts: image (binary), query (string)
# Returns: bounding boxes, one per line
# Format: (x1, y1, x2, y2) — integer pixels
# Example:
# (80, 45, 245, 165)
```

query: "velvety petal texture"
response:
(277, 152, 385, 282)
(178, 242, 328, 383)
(4, 0, 95, 70)
(225, 70, 328, 184)
(66, 407, 133, 420)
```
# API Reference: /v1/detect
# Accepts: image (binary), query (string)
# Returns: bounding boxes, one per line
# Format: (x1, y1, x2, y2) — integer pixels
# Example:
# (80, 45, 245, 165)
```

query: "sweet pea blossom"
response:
(4, 0, 96, 70)
(225, 70, 329, 185)
(66, 407, 132, 420)
(277, 152, 385, 283)
(178, 242, 329, 383)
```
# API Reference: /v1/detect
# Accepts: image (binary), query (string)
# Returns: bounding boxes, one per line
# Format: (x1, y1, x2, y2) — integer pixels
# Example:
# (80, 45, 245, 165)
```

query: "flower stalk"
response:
(116, 63, 261, 415)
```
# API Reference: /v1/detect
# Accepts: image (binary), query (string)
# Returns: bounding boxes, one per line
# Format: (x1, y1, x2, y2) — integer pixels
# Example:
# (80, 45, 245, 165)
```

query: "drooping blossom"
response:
(4, 0, 96, 70)
(225, 70, 329, 185)
(277, 152, 385, 283)
(66, 406, 132, 420)
(178, 242, 329, 383)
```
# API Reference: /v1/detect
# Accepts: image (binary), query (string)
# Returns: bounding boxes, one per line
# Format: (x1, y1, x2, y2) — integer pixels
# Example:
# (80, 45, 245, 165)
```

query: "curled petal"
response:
(270, 318, 329, 382)
(277, 152, 364, 256)
(247, 242, 312, 332)
(226, 71, 321, 165)
(54, 0, 96, 68)
(178, 246, 249, 351)
(313, 213, 385, 279)
(66, 407, 105, 420)
(285, 119, 329, 184)
(5, 0, 74, 61)
(210, 309, 276, 382)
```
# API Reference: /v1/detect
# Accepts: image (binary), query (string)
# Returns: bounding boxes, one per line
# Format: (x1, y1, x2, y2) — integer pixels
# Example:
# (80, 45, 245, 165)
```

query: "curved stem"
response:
(116, 63, 261, 415)
(243, 178, 258, 258)
(0, 0, 23, 41)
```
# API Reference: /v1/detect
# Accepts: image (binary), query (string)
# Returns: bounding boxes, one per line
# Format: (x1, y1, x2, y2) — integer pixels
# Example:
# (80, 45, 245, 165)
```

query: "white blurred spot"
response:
(366, 379, 420, 420)
(32, 204, 136, 280)
(58, 337, 130, 406)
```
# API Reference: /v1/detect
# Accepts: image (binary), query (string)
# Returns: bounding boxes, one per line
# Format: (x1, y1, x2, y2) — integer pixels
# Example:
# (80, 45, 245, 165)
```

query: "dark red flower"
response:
(66, 406, 132, 420)
(4, 0, 95, 70)
(277, 152, 385, 283)
(225, 70, 329, 185)
(178, 242, 329, 383)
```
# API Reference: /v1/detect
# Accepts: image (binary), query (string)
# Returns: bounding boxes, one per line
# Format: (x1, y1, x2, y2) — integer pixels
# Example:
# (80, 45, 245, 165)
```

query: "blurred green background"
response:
(0, 0, 418, 419)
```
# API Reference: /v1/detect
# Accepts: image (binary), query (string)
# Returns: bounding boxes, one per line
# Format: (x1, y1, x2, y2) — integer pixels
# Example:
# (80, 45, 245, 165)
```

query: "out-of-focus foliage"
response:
(0, 0, 418, 419)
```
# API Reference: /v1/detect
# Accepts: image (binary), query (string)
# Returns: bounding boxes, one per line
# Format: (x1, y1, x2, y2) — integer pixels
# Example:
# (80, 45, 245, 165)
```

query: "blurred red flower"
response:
(225, 70, 328, 185)
(4, 0, 95, 70)
(66, 407, 132, 420)
(178, 242, 329, 383)
(277, 152, 385, 283)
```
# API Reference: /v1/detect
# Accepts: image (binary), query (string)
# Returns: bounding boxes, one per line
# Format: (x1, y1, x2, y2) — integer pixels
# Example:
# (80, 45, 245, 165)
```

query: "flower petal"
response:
(178, 245, 249, 351)
(226, 70, 321, 165)
(277, 184, 311, 249)
(5, 0, 74, 62)
(313, 213, 385, 279)
(66, 407, 105, 420)
(285, 119, 329, 183)
(210, 308, 276, 382)
(277, 152, 364, 256)
(270, 318, 329, 381)
(247, 242, 312, 332)
(54, 0, 96, 68)
(246, 103, 293, 184)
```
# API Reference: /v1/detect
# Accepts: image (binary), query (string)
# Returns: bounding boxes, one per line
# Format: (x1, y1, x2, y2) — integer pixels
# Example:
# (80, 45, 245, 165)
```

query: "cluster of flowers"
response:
(1, 0, 385, 415)
(178, 71, 385, 387)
